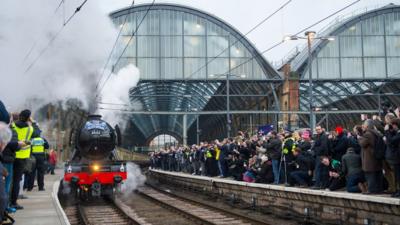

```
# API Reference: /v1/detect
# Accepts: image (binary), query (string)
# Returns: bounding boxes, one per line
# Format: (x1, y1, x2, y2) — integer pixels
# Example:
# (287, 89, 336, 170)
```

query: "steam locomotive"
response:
(62, 115, 127, 199)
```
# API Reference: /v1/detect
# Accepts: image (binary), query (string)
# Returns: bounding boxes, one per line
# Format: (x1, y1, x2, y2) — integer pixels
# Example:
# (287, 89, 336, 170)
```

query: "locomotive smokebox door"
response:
(92, 182, 101, 197)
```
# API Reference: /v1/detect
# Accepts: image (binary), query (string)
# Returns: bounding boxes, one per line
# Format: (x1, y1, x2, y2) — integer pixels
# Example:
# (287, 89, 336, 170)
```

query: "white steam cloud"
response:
(0, 0, 129, 112)
(98, 64, 141, 129)
(121, 162, 146, 195)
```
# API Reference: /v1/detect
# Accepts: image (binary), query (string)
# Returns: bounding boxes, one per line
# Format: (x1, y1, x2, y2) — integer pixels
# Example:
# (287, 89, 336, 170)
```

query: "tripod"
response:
(278, 151, 288, 185)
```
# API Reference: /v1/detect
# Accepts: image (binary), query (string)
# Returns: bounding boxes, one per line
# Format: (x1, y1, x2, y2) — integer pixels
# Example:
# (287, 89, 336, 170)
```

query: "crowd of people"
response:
(0, 100, 56, 224)
(150, 112, 400, 197)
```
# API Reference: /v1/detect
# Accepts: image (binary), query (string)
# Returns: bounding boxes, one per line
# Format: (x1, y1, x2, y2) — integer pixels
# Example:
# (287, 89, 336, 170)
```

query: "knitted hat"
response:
(335, 126, 343, 135)
(19, 109, 31, 122)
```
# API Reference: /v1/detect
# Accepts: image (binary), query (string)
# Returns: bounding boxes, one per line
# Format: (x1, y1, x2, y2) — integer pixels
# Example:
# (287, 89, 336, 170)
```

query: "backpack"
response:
(373, 132, 386, 160)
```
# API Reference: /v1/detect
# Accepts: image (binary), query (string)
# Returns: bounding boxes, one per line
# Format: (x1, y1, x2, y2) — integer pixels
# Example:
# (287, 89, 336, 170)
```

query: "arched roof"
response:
(109, 3, 281, 143)
(110, 3, 280, 80)
(292, 3, 400, 74)
(289, 3, 400, 127)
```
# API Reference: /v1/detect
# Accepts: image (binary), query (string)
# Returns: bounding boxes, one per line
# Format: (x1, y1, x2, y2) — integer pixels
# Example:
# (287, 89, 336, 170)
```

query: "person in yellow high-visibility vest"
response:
(26, 137, 49, 191)
(10, 110, 39, 210)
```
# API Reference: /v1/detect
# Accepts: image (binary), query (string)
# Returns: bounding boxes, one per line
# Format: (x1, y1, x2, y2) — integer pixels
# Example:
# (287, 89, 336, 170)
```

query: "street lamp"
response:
(283, 31, 334, 132)
(209, 73, 247, 138)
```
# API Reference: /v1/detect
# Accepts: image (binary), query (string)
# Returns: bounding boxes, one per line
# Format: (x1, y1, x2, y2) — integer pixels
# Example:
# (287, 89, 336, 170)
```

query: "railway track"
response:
(64, 199, 140, 225)
(133, 186, 268, 225)
(63, 186, 273, 225)
(141, 184, 272, 225)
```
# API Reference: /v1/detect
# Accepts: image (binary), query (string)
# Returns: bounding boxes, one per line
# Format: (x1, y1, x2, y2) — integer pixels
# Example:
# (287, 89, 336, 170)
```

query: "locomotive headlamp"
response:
(120, 164, 125, 172)
(92, 164, 100, 171)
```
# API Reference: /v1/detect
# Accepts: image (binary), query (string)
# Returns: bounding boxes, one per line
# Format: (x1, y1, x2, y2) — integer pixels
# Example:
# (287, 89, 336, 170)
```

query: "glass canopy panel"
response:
(161, 36, 183, 57)
(230, 58, 252, 78)
(161, 58, 183, 79)
(252, 59, 265, 79)
(362, 15, 384, 35)
(160, 10, 183, 35)
(184, 58, 206, 79)
(118, 13, 136, 35)
(364, 58, 386, 78)
(302, 63, 318, 80)
(386, 36, 400, 56)
(208, 58, 229, 76)
(138, 36, 159, 57)
(317, 58, 340, 79)
(207, 36, 229, 57)
(207, 20, 229, 36)
(119, 36, 136, 58)
(341, 58, 362, 78)
(137, 11, 160, 35)
(340, 36, 362, 57)
(387, 57, 400, 77)
(385, 12, 400, 35)
(183, 13, 206, 35)
(340, 23, 361, 36)
(138, 58, 160, 79)
(363, 36, 385, 57)
(184, 36, 206, 57)
(318, 41, 339, 57)
(230, 37, 251, 58)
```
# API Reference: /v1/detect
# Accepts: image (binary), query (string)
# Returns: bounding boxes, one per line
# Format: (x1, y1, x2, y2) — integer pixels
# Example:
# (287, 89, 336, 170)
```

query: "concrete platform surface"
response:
(12, 169, 69, 225)
(151, 169, 400, 205)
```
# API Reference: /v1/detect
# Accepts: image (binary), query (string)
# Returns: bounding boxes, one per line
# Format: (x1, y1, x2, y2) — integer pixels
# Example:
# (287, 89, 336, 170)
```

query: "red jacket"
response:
(49, 152, 57, 165)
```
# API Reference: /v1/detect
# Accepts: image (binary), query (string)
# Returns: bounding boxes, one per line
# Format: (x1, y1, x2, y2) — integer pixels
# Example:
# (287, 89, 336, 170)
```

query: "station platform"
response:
(148, 169, 400, 225)
(12, 169, 69, 225)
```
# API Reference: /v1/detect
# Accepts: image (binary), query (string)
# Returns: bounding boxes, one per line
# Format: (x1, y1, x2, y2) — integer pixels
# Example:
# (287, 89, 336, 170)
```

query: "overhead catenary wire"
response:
(95, 0, 135, 90)
(23, 0, 90, 74)
(221, 0, 362, 79)
(63, 0, 88, 25)
(21, 0, 65, 63)
(96, 0, 156, 97)
(185, 0, 293, 80)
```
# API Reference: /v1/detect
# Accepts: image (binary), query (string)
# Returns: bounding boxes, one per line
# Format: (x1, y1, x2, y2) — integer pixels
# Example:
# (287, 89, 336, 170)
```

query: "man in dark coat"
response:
(311, 125, 329, 189)
(359, 119, 384, 194)
(265, 131, 282, 184)
(342, 147, 366, 193)
(0, 122, 13, 222)
(330, 126, 348, 161)
(289, 148, 314, 187)
(0, 101, 10, 124)
(385, 118, 400, 196)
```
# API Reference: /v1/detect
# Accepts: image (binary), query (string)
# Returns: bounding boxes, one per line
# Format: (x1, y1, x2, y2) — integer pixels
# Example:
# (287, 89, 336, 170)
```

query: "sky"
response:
(99, 0, 396, 64)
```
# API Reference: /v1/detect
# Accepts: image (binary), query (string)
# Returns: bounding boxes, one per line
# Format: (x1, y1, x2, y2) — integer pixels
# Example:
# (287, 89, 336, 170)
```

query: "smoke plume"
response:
(0, 0, 124, 112)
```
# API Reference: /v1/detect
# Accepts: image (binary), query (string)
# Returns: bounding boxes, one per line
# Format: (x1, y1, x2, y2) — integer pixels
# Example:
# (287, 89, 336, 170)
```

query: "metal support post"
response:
(226, 75, 231, 138)
(306, 31, 316, 131)
(196, 115, 200, 145)
(183, 114, 187, 146)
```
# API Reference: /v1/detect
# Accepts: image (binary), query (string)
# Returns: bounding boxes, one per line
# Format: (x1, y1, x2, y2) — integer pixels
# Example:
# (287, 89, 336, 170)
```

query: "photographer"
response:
(321, 155, 345, 191)
(385, 117, 400, 197)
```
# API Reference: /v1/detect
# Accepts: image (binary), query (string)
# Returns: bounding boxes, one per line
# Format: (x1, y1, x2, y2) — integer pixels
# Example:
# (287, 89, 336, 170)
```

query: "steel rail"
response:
(145, 183, 270, 225)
